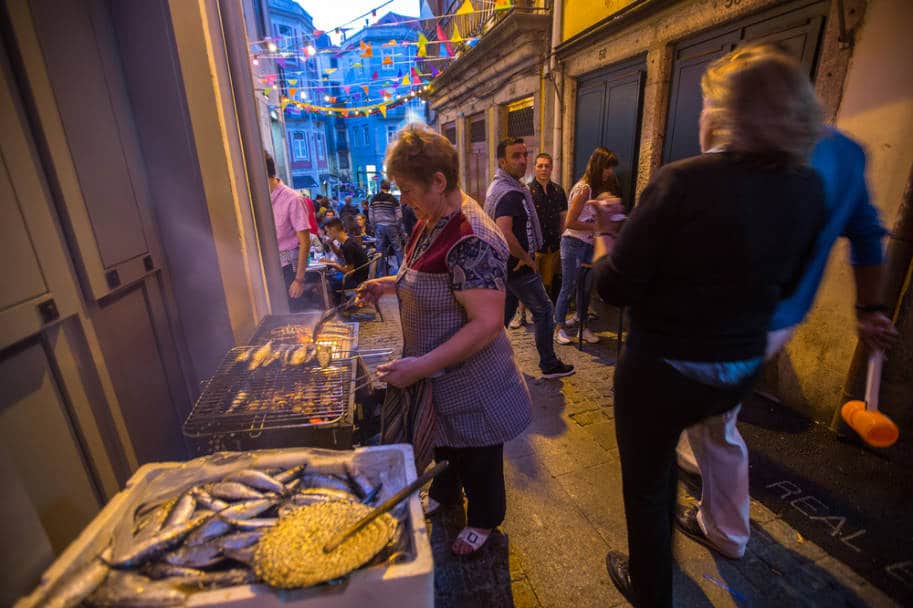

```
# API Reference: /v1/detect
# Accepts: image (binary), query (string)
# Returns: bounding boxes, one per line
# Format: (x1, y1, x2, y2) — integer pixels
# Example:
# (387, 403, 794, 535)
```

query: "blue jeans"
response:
(505, 270, 560, 369)
(375, 223, 403, 276)
(555, 236, 594, 327)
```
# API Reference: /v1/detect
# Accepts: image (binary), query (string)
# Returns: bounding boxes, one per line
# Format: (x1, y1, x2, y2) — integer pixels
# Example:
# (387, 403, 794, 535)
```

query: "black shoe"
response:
(605, 550, 636, 605)
(541, 360, 575, 379)
(674, 505, 739, 560)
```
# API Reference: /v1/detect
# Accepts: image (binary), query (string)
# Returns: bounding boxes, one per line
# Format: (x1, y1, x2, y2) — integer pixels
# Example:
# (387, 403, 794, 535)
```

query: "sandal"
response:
(452, 527, 491, 556)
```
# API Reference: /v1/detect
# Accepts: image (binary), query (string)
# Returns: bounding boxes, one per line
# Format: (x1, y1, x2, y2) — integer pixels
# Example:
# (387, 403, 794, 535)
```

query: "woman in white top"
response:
(554, 147, 621, 344)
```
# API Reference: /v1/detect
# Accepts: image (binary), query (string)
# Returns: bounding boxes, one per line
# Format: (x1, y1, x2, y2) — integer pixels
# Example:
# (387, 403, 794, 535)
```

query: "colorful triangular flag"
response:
(417, 33, 428, 58)
(436, 24, 453, 57)
(372, 70, 379, 80)
(452, 22, 463, 45)
(360, 42, 373, 58)
(457, 0, 473, 14)
(494, 0, 511, 9)
(401, 74, 411, 86)
(361, 85, 369, 94)
(429, 65, 440, 77)
(289, 87, 297, 97)
(383, 55, 393, 65)
(379, 105, 387, 118)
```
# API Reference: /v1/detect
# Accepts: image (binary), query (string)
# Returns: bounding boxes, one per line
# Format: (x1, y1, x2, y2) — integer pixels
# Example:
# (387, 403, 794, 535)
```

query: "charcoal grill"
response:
(249, 312, 358, 357)
(183, 348, 357, 454)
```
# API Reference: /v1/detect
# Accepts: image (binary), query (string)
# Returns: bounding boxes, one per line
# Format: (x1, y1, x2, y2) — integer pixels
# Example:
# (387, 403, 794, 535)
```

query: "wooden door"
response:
(663, 0, 827, 164)
(573, 58, 645, 209)
(24, 0, 191, 464)
(467, 114, 488, 204)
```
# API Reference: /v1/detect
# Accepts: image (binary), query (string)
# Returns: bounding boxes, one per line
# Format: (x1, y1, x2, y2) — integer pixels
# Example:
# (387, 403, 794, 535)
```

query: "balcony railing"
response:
(432, 0, 551, 46)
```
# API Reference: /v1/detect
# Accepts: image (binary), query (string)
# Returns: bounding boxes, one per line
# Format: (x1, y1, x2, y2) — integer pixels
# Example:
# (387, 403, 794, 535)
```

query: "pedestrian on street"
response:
(356, 125, 533, 556)
(320, 217, 370, 305)
(553, 147, 620, 345)
(266, 153, 315, 312)
(370, 179, 405, 275)
(673, 122, 900, 561)
(510, 153, 568, 328)
(592, 44, 828, 607)
(485, 137, 575, 378)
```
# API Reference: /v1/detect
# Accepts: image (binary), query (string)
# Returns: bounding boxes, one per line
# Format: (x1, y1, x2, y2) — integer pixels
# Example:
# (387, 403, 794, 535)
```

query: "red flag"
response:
(436, 23, 453, 57)
(411, 67, 421, 81)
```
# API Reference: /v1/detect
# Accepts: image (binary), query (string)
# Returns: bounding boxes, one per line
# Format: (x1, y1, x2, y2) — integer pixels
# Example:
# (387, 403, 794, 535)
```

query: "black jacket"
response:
(594, 152, 825, 361)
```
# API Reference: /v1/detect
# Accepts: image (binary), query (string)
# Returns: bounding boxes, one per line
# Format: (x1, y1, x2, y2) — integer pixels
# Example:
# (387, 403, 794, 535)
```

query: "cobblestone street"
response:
(357, 296, 897, 608)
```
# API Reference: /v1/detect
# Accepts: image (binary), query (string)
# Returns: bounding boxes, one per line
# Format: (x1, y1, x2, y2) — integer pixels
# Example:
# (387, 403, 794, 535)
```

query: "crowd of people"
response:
(268, 43, 900, 608)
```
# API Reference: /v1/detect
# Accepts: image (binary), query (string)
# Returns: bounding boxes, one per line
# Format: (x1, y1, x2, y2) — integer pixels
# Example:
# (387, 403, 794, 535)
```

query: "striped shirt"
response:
(369, 191, 402, 225)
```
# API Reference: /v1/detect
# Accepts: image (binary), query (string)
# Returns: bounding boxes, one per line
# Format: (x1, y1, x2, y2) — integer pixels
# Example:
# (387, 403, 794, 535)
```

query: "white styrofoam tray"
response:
(19, 445, 433, 608)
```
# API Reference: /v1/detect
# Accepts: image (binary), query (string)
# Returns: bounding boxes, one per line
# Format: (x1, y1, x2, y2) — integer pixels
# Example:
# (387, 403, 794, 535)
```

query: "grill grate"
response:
(249, 312, 358, 353)
(183, 350, 355, 438)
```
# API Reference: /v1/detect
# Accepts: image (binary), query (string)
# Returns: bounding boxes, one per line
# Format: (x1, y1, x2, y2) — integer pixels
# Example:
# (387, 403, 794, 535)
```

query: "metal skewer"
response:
(323, 461, 450, 553)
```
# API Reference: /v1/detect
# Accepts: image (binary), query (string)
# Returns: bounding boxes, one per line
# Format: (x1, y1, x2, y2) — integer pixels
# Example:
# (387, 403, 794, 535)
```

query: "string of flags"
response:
(251, 0, 518, 118)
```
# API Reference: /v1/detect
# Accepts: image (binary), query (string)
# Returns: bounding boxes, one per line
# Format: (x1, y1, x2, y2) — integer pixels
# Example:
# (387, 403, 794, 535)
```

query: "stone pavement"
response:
(356, 296, 896, 607)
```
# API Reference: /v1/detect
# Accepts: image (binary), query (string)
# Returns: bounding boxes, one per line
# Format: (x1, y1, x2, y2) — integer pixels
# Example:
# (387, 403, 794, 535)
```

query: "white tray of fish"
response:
(17, 445, 433, 608)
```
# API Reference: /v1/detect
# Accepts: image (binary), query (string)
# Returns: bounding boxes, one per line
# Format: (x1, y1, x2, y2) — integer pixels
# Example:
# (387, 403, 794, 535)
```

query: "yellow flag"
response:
(456, 0, 473, 15)
(379, 105, 387, 118)
(452, 22, 463, 45)
(417, 32, 428, 58)
(402, 74, 411, 86)
(494, 0, 511, 9)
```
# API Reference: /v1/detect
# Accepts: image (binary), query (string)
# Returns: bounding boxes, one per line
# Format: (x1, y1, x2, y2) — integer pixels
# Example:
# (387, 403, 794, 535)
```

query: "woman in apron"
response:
(356, 125, 532, 556)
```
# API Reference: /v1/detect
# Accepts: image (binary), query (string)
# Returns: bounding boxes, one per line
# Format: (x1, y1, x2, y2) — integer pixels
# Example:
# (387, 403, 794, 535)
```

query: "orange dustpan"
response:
(841, 350, 899, 448)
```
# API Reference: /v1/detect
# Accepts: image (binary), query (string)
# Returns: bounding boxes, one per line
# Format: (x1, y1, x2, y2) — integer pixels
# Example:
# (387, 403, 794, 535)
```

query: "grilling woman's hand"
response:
(355, 278, 387, 306)
(376, 357, 424, 388)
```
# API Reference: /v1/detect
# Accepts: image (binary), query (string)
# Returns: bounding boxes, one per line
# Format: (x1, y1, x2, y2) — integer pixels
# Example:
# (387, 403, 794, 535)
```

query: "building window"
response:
(291, 131, 309, 160)
(507, 97, 535, 138)
(386, 125, 398, 143)
(470, 118, 486, 143)
(381, 48, 395, 72)
(443, 121, 456, 144)
(315, 133, 325, 160)
(363, 126, 370, 147)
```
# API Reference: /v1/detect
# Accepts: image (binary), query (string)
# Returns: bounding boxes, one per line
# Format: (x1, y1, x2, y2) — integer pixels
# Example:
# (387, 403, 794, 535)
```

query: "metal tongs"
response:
(311, 295, 358, 343)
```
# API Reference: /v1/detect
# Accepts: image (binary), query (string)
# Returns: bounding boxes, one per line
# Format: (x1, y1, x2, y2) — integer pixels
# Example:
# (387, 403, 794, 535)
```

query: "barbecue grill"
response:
(183, 349, 357, 454)
(249, 312, 358, 354)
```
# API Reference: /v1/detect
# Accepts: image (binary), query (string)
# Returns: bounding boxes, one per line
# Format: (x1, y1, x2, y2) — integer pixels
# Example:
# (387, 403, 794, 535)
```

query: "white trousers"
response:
(675, 326, 796, 559)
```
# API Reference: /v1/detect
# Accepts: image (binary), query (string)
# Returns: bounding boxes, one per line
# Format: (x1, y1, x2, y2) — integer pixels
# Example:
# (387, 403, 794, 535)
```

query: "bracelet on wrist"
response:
(855, 303, 889, 315)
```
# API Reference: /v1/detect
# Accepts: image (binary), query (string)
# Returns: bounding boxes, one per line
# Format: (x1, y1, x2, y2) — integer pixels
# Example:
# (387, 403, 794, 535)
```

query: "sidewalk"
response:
(357, 297, 897, 607)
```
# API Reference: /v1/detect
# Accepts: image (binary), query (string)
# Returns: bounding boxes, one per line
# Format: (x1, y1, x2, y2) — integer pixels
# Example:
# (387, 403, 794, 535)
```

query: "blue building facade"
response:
(336, 13, 427, 197)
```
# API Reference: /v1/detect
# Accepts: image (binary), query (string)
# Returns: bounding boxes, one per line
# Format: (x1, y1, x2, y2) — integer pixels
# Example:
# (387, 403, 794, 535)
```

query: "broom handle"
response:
(864, 350, 883, 412)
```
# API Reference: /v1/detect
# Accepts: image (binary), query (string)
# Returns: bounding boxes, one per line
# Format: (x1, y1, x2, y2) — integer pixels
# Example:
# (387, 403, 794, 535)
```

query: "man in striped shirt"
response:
(370, 179, 404, 275)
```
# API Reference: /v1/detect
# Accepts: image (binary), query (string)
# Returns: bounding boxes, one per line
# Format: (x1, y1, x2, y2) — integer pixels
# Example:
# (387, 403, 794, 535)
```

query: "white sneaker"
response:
(555, 328, 572, 345)
(582, 327, 600, 344)
(509, 311, 523, 329)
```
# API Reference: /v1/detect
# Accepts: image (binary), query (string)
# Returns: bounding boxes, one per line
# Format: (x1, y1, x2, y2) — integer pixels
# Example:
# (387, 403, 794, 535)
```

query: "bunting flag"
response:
(378, 105, 387, 118)
(411, 66, 422, 81)
(385, 39, 397, 46)
(343, 85, 351, 94)
(289, 87, 297, 97)
(436, 23, 453, 57)
(452, 22, 463, 45)
(359, 41, 373, 57)
(382, 55, 393, 65)
(494, 0, 511, 9)
(361, 85, 369, 94)
(288, 78, 298, 85)
(313, 29, 324, 38)
(324, 67, 337, 74)
(458, 0, 474, 13)
(372, 70, 379, 80)
(417, 33, 428, 58)
(396, 69, 403, 78)
(429, 64, 440, 77)
(401, 74, 411, 86)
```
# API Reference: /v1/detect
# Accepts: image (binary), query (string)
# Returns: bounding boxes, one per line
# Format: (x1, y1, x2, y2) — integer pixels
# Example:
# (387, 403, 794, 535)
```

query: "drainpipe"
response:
(548, 0, 564, 180)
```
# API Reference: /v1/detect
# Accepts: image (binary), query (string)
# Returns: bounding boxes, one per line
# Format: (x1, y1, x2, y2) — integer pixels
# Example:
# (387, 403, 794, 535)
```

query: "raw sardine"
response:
(219, 498, 278, 520)
(191, 488, 229, 512)
(209, 481, 264, 501)
(343, 463, 373, 499)
(273, 463, 307, 484)
(173, 568, 256, 589)
(141, 563, 205, 580)
(162, 491, 196, 529)
(221, 516, 278, 530)
(110, 512, 213, 568)
(222, 545, 256, 566)
(216, 530, 263, 550)
(86, 571, 186, 607)
(300, 473, 353, 493)
(224, 469, 284, 494)
(163, 542, 224, 569)
(184, 517, 232, 546)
